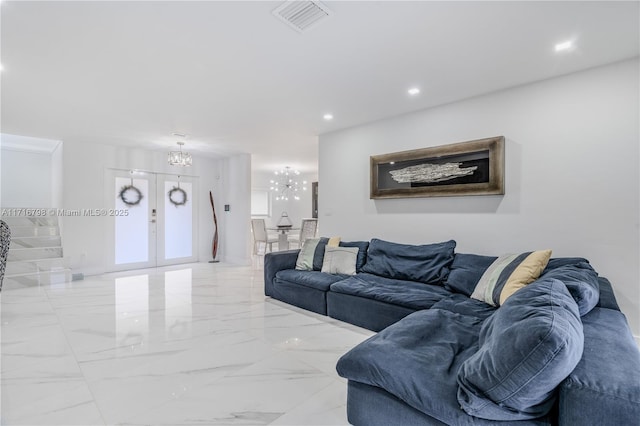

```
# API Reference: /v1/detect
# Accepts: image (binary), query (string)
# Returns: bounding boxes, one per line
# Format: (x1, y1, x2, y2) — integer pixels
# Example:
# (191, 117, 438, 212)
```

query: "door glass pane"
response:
(115, 177, 149, 264)
(164, 181, 192, 259)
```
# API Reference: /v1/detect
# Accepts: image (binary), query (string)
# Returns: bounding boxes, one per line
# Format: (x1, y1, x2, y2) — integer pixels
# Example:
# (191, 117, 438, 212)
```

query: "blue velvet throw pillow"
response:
(444, 253, 497, 296)
(312, 237, 330, 271)
(457, 278, 584, 421)
(360, 238, 456, 285)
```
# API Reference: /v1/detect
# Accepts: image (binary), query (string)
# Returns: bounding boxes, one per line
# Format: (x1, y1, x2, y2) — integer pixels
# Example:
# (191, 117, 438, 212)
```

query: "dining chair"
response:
(290, 219, 318, 249)
(251, 219, 278, 255)
(0, 220, 11, 292)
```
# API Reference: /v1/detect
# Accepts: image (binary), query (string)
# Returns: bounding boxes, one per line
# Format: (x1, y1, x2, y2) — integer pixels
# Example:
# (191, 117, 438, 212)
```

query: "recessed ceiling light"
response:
(323, 113, 333, 121)
(408, 87, 420, 96)
(554, 40, 574, 52)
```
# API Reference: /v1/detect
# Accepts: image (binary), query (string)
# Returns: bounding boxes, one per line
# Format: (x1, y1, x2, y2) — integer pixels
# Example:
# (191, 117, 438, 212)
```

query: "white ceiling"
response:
(2, 1, 638, 173)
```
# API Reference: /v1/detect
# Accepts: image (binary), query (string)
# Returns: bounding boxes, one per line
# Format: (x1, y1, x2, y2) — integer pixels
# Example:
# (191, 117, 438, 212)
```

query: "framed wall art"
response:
(370, 136, 505, 199)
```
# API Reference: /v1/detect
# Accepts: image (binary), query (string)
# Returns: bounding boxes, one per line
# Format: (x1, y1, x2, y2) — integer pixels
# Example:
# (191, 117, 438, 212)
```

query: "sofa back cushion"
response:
(445, 253, 497, 296)
(448, 254, 601, 315)
(339, 241, 369, 272)
(596, 277, 619, 310)
(360, 238, 456, 285)
(470, 250, 552, 306)
(457, 278, 584, 421)
(541, 258, 599, 316)
(312, 237, 332, 270)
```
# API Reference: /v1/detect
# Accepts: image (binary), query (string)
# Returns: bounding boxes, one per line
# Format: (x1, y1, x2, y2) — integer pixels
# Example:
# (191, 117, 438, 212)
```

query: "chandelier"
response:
(270, 167, 307, 201)
(168, 141, 192, 167)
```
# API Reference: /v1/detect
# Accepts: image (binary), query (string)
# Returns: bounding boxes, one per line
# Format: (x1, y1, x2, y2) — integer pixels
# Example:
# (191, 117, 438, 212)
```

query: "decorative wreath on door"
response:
(168, 186, 188, 207)
(119, 185, 143, 206)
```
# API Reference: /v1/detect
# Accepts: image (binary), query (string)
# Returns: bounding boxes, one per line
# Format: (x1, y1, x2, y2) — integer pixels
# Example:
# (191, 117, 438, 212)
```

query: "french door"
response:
(106, 169, 198, 271)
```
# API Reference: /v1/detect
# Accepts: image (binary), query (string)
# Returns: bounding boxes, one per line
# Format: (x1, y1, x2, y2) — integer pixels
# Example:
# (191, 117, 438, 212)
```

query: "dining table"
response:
(267, 226, 300, 251)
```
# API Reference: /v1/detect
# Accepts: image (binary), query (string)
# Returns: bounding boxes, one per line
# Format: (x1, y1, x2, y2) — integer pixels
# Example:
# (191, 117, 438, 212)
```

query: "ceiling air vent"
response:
(272, 1, 332, 33)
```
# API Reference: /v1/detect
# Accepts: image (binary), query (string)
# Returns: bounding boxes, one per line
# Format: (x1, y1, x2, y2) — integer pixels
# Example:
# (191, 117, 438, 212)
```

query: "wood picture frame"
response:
(370, 136, 505, 199)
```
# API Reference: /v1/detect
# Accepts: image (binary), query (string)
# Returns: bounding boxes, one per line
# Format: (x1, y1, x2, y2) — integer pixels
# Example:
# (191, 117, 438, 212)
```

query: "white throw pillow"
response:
(321, 246, 358, 275)
(295, 238, 321, 271)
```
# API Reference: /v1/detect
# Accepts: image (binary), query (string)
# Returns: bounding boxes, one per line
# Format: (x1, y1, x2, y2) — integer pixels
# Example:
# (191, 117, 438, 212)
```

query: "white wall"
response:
(220, 154, 252, 265)
(1, 149, 52, 207)
(0, 134, 64, 209)
(319, 59, 640, 336)
(62, 140, 250, 275)
(51, 143, 64, 209)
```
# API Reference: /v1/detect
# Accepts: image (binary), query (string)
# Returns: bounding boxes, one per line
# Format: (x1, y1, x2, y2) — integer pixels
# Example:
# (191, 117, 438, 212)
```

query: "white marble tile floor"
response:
(1, 262, 374, 425)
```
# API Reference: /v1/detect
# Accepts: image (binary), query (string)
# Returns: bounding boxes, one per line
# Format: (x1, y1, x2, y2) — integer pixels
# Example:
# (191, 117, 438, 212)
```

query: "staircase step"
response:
(10, 236, 62, 249)
(5, 258, 68, 275)
(3, 269, 72, 287)
(1, 216, 58, 227)
(7, 247, 63, 261)
(2, 208, 71, 287)
(9, 225, 60, 237)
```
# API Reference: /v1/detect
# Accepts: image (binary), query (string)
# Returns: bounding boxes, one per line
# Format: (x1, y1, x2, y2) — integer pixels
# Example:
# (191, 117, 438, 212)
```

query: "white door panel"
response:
(107, 170, 198, 271)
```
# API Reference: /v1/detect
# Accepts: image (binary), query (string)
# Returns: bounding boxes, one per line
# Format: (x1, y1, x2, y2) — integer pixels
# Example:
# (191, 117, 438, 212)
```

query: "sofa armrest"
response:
(557, 307, 640, 425)
(264, 250, 299, 297)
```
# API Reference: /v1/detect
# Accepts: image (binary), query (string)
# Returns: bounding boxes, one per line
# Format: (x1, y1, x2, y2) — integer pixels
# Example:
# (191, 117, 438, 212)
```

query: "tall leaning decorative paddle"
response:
(209, 190, 220, 263)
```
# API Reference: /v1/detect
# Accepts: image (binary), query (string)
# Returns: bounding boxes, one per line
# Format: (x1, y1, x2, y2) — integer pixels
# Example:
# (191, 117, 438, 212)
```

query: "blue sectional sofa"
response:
(263, 238, 640, 425)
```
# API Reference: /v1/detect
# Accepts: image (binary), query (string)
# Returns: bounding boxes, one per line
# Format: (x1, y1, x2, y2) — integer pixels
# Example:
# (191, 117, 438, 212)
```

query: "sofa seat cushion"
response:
(457, 278, 584, 421)
(330, 273, 451, 310)
(275, 269, 347, 292)
(337, 308, 484, 425)
(430, 293, 497, 320)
